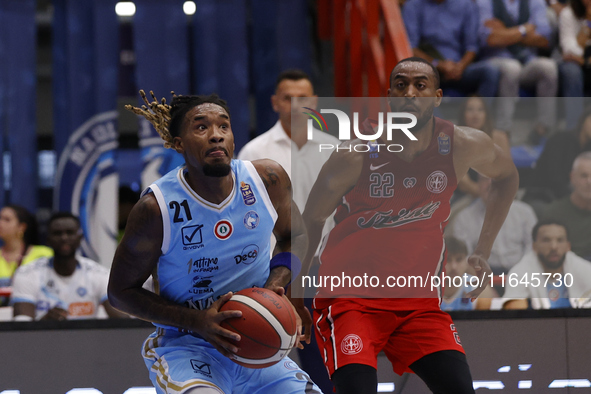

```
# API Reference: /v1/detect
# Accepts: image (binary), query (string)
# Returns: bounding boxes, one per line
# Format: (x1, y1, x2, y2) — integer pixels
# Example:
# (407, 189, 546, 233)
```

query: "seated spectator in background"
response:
(402, 0, 500, 97)
(541, 152, 591, 260)
(503, 220, 591, 309)
(441, 236, 496, 311)
(530, 108, 591, 202)
(558, 0, 591, 130)
(0, 205, 52, 304)
(11, 212, 127, 321)
(452, 175, 537, 276)
(477, 0, 558, 142)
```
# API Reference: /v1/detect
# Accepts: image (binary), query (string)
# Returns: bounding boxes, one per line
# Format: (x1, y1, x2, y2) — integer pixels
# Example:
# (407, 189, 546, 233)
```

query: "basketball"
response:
(220, 287, 298, 368)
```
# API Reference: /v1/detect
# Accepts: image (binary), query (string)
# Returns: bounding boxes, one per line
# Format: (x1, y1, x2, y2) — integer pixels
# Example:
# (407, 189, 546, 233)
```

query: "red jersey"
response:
(315, 117, 457, 310)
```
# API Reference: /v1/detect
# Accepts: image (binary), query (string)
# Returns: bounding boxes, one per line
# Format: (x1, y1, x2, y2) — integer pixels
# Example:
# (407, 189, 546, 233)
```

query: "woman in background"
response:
(0, 205, 52, 303)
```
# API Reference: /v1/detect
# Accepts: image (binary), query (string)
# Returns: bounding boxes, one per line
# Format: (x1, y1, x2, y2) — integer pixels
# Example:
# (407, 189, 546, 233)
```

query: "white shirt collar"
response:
(270, 120, 292, 144)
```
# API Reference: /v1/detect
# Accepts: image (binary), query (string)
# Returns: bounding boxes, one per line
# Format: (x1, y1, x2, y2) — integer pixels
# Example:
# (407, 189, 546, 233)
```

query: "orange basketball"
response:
(220, 287, 298, 368)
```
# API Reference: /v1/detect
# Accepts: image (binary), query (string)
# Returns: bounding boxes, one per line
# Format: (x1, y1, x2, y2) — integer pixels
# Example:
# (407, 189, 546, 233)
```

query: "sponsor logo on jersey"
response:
(235, 244, 259, 265)
(186, 295, 216, 310)
(357, 201, 441, 229)
(76, 287, 87, 297)
(69, 302, 94, 317)
(190, 276, 214, 294)
(403, 177, 417, 188)
(437, 132, 450, 155)
(214, 220, 233, 240)
(190, 359, 212, 377)
(426, 171, 447, 193)
(369, 162, 389, 171)
(182, 224, 204, 247)
(284, 360, 299, 370)
(243, 210, 260, 230)
(187, 257, 219, 273)
(341, 334, 363, 355)
(240, 181, 256, 205)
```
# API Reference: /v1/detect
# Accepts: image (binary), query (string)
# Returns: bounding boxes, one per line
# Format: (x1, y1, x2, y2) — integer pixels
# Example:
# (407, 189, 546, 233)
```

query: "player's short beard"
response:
(203, 163, 231, 177)
(538, 252, 566, 270)
(413, 102, 435, 131)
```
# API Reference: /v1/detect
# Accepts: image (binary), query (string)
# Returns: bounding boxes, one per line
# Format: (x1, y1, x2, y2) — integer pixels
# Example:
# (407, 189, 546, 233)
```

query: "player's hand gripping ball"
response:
(220, 287, 298, 368)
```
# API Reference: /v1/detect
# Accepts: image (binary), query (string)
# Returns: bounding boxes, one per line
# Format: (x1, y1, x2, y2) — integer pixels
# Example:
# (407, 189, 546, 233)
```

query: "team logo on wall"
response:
(243, 211, 260, 230)
(426, 171, 447, 193)
(240, 182, 256, 205)
(214, 220, 233, 240)
(403, 177, 417, 188)
(437, 132, 450, 155)
(341, 334, 363, 355)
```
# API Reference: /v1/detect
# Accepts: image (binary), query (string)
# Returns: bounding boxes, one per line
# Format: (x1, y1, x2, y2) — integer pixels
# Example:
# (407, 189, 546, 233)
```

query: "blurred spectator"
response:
(441, 236, 496, 311)
(11, 212, 127, 321)
(402, 0, 500, 97)
(0, 205, 53, 303)
(237, 69, 337, 394)
(541, 152, 591, 259)
(452, 175, 537, 276)
(118, 185, 140, 242)
(558, 0, 591, 130)
(477, 0, 558, 142)
(503, 219, 591, 309)
(529, 108, 591, 202)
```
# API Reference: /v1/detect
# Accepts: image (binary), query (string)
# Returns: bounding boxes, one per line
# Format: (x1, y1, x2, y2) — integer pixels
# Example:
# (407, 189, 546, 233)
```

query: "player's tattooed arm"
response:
(108, 193, 242, 356)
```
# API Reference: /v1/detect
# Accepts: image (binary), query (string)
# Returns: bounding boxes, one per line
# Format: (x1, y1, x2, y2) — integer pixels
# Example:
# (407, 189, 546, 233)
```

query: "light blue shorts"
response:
(142, 328, 324, 394)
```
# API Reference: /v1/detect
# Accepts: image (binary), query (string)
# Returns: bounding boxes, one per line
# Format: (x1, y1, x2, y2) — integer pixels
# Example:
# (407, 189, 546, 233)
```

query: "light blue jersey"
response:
(145, 160, 276, 328)
(141, 159, 323, 393)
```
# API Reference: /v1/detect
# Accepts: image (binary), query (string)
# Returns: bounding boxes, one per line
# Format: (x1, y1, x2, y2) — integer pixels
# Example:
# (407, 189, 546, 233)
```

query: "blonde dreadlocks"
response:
(125, 90, 232, 149)
(125, 90, 176, 148)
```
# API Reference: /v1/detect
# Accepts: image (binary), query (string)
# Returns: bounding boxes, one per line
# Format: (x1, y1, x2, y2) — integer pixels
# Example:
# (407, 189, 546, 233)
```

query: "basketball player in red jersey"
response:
(293, 57, 519, 393)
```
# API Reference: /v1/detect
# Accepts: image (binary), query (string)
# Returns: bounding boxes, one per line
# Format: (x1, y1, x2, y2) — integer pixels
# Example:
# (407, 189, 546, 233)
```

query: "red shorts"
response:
(313, 299, 464, 376)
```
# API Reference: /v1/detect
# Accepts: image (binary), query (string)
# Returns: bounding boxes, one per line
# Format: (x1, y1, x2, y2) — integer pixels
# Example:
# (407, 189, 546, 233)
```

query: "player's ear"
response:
(434, 89, 443, 107)
(173, 136, 184, 153)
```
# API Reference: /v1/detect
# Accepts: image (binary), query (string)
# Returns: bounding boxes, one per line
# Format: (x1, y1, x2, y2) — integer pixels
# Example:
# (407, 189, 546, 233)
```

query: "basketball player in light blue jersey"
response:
(109, 91, 322, 394)
(441, 237, 495, 311)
